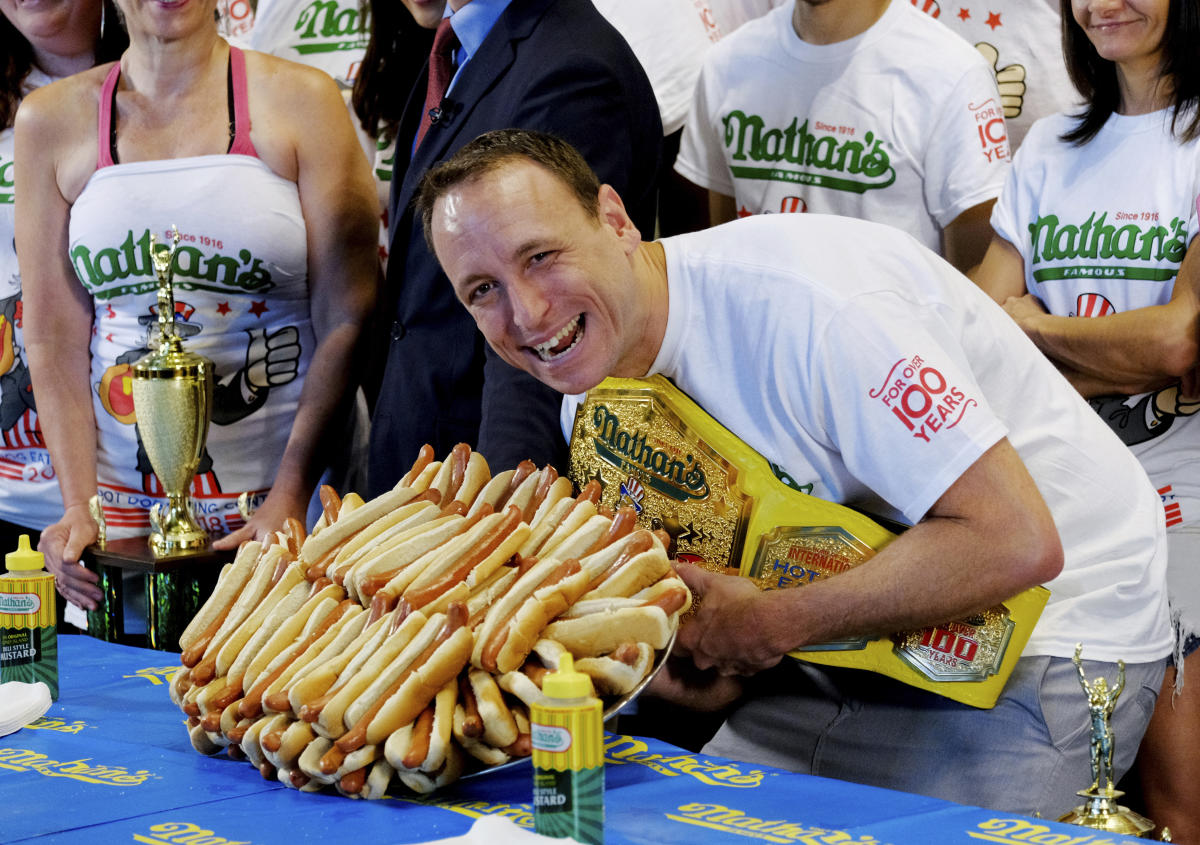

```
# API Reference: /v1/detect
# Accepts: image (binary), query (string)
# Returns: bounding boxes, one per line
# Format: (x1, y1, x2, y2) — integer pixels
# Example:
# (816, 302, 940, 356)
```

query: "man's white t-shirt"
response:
(651, 214, 1171, 664)
(912, 0, 1079, 150)
(592, 0, 721, 136)
(706, 0, 789, 36)
(675, 0, 1009, 255)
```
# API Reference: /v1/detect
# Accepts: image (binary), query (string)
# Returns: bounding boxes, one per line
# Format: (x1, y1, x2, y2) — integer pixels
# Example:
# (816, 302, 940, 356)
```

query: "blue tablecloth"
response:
(1, 636, 1140, 844)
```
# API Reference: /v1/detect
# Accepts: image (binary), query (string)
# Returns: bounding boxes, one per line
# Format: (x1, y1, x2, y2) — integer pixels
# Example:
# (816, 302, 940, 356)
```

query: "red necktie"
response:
(415, 18, 460, 151)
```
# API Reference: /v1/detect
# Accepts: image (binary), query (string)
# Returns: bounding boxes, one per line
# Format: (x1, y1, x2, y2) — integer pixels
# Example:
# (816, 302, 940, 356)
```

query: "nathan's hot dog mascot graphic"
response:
(97, 301, 301, 495)
(0, 292, 42, 452)
(1088, 386, 1200, 448)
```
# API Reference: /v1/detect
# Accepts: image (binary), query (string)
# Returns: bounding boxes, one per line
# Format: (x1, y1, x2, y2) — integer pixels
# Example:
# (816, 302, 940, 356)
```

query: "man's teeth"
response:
(533, 316, 582, 361)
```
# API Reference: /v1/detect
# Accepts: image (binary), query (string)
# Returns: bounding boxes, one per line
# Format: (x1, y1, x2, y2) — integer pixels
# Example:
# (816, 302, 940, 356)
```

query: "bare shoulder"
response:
(15, 62, 114, 202)
(240, 50, 351, 180)
(17, 62, 110, 135)
(241, 50, 344, 116)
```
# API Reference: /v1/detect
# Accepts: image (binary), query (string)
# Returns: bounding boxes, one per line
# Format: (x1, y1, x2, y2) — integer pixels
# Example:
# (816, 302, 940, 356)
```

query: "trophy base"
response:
(1058, 788, 1156, 838)
(83, 537, 232, 651)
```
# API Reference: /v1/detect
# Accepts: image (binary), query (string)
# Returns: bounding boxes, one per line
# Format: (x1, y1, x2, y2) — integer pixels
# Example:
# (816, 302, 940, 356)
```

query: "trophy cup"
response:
(130, 227, 215, 558)
(1058, 643, 1161, 839)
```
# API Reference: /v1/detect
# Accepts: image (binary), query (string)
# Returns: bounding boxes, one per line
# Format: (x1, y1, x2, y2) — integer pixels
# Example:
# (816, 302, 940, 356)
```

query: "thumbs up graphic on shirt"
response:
(244, 326, 301, 391)
(976, 42, 1026, 119)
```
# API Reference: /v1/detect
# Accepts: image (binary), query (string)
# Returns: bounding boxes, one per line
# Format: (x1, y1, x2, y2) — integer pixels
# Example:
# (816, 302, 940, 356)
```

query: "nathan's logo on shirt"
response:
(869, 354, 977, 443)
(294, 0, 369, 53)
(70, 229, 276, 300)
(1027, 211, 1186, 283)
(589, 404, 709, 502)
(0, 152, 13, 204)
(721, 112, 895, 194)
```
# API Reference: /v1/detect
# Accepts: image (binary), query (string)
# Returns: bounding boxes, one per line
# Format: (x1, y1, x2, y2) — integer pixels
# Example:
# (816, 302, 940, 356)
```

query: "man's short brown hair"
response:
(416, 129, 602, 251)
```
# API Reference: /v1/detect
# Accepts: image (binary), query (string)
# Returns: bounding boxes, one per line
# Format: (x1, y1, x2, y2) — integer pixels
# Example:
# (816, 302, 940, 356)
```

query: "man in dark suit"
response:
(367, 0, 662, 496)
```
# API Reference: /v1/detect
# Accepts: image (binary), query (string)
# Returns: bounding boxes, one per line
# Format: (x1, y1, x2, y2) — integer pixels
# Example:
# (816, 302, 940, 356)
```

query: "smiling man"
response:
(417, 129, 1171, 817)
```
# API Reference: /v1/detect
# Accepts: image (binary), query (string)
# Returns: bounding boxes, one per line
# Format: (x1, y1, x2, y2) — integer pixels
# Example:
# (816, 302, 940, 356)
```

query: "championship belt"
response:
(567, 375, 1049, 708)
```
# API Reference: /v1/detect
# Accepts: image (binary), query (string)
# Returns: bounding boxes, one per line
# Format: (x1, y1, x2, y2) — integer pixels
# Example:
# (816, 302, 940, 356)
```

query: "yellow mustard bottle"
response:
(0, 535, 58, 700)
(531, 653, 604, 844)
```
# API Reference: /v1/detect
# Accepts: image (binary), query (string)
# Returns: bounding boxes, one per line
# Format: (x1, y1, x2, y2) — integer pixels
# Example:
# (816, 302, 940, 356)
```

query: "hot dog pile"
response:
(168, 444, 691, 798)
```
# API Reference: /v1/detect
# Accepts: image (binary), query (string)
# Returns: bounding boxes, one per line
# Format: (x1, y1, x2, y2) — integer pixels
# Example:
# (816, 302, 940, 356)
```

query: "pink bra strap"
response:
(96, 62, 122, 170)
(227, 47, 258, 158)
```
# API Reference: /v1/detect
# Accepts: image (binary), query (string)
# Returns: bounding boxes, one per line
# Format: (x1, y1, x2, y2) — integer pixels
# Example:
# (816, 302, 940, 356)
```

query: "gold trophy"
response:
(1058, 643, 1161, 838)
(130, 227, 215, 557)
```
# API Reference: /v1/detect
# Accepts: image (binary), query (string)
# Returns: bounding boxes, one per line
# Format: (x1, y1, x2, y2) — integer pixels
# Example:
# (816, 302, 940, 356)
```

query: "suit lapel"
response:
(393, 0, 558, 215)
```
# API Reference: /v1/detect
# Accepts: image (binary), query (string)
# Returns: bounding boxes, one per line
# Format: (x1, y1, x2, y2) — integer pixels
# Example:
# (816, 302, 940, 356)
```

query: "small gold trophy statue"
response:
(130, 227, 215, 557)
(1058, 643, 1157, 838)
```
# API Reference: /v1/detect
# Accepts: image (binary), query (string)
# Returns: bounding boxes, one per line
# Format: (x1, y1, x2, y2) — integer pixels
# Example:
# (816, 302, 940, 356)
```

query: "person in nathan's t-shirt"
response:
(675, 0, 1008, 275)
(972, 0, 1200, 834)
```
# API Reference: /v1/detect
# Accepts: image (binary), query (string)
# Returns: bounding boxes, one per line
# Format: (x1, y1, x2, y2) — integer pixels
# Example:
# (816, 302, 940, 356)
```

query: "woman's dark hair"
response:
(1060, 0, 1200, 144)
(352, 0, 435, 144)
(1, 0, 127, 130)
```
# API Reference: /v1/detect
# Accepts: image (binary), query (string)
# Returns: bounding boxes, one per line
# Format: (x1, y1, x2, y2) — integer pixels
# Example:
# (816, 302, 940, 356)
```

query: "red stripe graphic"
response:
(1077, 293, 1115, 318)
(1, 409, 43, 449)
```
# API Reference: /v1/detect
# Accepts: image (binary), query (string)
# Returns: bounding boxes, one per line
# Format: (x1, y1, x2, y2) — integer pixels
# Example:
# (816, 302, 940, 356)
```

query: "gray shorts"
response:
(1167, 528, 1200, 664)
(703, 654, 1165, 819)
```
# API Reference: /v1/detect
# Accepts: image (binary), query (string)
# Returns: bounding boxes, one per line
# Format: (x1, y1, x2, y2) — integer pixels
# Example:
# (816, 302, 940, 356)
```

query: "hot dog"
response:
(497, 662, 548, 710)
(324, 499, 443, 588)
(318, 604, 471, 775)
(261, 716, 318, 770)
(341, 758, 397, 800)
(466, 468, 517, 518)
(178, 540, 262, 653)
(174, 452, 696, 800)
(383, 679, 457, 777)
(472, 555, 592, 674)
(425, 443, 491, 507)
(401, 506, 530, 612)
(260, 605, 367, 716)
(576, 642, 655, 696)
(579, 530, 669, 599)
(542, 603, 673, 654)
(460, 667, 517, 749)
(191, 560, 306, 686)
(215, 572, 313, 689)
(299, 477, 429, 572)
(310, 610, 430, 738)
(239, 592, 353, 720)
(181, 540, 284, 670)
(350, 514, 473, 605)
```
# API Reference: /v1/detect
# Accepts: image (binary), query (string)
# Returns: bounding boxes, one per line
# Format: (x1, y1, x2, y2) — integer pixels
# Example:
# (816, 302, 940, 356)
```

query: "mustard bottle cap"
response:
(6, 535, 45, 572)
(542, 652, 595, 699)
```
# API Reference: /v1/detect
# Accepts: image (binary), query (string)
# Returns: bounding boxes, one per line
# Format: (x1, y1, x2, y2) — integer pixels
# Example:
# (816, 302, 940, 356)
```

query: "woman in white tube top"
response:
(12, 0, 378, 615)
